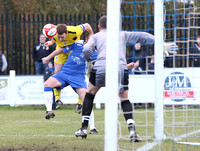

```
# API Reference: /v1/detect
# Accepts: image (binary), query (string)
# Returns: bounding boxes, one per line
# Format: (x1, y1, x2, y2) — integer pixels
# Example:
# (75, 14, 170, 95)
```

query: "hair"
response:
(40, 34, 46, 38)
(57, 24, 67, 35)
(99, 16, 107, 29)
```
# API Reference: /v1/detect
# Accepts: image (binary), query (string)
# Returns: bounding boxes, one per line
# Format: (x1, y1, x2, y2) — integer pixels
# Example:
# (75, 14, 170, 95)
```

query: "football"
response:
(42, 24, 57, 38)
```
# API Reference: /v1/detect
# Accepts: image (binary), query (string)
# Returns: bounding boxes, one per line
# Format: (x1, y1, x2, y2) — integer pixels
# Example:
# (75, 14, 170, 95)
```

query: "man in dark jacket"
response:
(0, 53, 8, 75)
(190, 37, 200, 67)
(32, 34, 55, 74)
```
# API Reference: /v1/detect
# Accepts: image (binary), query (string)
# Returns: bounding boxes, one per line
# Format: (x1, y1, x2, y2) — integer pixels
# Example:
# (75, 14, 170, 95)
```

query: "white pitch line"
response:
(177, 142, 200, 146)
(173, 129, 200, 141)
(136, 139, 162, 151)
(137, 129, 200, 151)
(16, 120, 66, 123)
(0, 134, 103, 137)
(15, 120, 104, 124)
(0, 134, 69, 137)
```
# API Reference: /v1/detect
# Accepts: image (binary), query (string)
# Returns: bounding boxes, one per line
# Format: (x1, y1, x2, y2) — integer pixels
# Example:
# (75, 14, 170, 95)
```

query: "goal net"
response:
(106, 0, 200, 150)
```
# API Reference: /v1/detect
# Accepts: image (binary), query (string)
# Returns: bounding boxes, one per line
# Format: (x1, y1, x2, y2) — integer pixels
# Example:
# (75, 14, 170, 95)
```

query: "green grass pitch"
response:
(0, 105, 199, 151)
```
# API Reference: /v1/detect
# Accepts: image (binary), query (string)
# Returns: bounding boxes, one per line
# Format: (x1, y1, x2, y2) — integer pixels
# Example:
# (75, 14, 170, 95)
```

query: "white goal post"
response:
(105, 0, 120, 151)
(154, 0, 165, 140)
(105, 0, 165, 150)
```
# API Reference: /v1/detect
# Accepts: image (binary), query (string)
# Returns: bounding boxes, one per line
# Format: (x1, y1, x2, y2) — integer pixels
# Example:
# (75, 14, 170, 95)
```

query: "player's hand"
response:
(84, 37, 88, 44)
(44, 41, 52, 47)
(164, 42, 178, 55)
(42, 57, 50, 65)
(127, 62, 137, 69)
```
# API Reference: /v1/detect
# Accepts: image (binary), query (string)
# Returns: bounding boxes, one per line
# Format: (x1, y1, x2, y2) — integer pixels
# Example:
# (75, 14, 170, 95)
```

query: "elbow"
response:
(84, 23, 93, 34)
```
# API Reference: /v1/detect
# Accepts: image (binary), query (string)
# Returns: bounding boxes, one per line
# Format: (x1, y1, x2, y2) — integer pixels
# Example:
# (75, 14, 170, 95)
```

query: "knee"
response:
(87, 86, 99, 95)
(119, 90, 129, 100)
(44, 80, 51, 87)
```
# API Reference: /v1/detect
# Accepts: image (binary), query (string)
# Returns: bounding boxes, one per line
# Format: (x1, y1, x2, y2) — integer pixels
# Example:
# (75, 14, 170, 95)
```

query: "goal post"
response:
(106, 0, 166, 150)
(105, 0, 120, 150)
(154, 0, 165, 140)
(106, 0, 200, 150)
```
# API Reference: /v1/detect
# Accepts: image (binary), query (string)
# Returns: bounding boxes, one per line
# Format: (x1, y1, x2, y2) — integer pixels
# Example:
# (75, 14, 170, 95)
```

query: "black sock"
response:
(82, 93, 95, 129)
(121, 100, 133, 121)
(121, 100, 135, 131)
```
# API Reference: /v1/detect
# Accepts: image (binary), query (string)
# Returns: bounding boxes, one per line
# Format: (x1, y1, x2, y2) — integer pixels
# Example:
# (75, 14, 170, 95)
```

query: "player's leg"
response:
(77, 87, 98, 134)
(119, 71, 141, 142)
(89, 110, 98, 134)
(75, 68, 103, 138)
(53, 52, 68, 109)
(86, 82, 99, 134)
(44, 76, 62, 119)
(54, 62, 63, 73)
(74, 60, 96, 114)
(75, 82, 100, 138)
(75, 87, 98, 133)
(53, 63, 64, 109)
(75, 96, 82, 114)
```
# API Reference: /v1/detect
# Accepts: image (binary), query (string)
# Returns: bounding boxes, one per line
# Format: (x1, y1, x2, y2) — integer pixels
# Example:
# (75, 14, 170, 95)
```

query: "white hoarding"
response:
(15, 76, 78, 105)
(1, 68, 200, 106)
(0, 77, 9, 104)
(164, 68, 200, 105)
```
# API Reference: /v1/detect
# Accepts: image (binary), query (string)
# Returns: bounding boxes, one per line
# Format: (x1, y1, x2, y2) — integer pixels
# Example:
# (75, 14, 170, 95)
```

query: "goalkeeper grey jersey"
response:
(82, 29, 155, 73)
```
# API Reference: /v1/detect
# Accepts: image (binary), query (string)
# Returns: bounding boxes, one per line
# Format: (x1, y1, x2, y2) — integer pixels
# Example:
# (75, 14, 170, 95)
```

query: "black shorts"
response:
(89, 68, 129, 92)
(119, 70, 129, 92)
(89, 69, 97, 86)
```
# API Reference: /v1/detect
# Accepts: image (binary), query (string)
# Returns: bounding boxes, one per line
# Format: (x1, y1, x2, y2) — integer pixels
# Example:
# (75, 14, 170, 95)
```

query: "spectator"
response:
(32, 34, 55, 75)
(130, 43, 146, 74)
(0, 53, 8, 75)
(148, 55, 154, 74)
(190, 37, 200, 67)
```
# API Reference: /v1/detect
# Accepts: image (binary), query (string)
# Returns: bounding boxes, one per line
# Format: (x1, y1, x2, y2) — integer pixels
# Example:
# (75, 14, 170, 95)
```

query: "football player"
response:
(43, 24, 98, 134)
(44, 23, 93, 113)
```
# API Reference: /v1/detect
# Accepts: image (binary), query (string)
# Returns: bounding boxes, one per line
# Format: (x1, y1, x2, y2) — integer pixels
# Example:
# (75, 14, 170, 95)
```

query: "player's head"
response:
(98, 15, 107, 30)
(57, 24, 68, 42)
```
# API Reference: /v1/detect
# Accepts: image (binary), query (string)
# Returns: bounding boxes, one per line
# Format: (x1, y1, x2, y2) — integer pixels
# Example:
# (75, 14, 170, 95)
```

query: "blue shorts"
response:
(52, 71, 87, 89)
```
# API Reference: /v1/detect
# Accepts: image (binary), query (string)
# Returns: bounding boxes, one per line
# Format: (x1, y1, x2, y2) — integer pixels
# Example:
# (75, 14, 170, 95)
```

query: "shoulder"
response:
(53, 35, 58, 41)
(120, 31, 127, 37)
(67, 25, 83, 32)
(95, 30, 106, 37)
(34, 42, 39, 47)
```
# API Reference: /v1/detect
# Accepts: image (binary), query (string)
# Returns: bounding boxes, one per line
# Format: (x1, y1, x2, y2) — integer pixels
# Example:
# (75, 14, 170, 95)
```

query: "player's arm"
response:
(125, 31, 178, 54)
(125, 31, 155, 45)
(44, 38, 55, 47)
(82, 23, 94, 39)
(42, 47, 64, 65)
(82, 36, 96, 62)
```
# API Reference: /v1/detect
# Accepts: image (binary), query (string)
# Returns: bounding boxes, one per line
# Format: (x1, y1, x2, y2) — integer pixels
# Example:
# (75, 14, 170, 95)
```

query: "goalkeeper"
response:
(75, 15, 155, 142)
(45, 22, 93, 113)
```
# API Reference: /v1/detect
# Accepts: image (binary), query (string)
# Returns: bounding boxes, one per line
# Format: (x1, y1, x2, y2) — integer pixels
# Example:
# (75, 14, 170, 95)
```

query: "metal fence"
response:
(0, 13, 101, 75)
(1, 13, 200, 75)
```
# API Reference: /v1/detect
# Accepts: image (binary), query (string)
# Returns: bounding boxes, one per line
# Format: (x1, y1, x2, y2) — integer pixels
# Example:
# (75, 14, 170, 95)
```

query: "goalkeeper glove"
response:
(164, 42, 178, 56)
